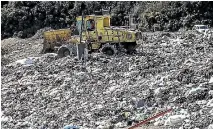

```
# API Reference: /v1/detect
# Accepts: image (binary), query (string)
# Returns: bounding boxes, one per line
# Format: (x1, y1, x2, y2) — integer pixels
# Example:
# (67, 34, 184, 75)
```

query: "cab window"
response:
(103, 17, 110, 27)
(76, 20, 84, 33)
(86, 19, 95, 31)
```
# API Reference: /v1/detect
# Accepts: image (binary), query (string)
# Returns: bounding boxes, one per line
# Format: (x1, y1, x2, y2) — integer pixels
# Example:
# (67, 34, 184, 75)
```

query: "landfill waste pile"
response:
(1, 31, 213, 129)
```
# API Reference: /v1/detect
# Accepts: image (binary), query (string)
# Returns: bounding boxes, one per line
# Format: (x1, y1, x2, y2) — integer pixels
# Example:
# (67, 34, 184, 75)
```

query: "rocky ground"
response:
(1, 31, 213, 129)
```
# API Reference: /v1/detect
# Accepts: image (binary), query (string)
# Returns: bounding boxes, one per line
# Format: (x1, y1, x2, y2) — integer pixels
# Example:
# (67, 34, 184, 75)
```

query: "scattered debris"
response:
(1, 31, 213, 129)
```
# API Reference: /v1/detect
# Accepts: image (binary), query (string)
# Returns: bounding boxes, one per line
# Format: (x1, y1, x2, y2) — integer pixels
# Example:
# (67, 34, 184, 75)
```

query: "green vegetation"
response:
(1, 1, 213, 39)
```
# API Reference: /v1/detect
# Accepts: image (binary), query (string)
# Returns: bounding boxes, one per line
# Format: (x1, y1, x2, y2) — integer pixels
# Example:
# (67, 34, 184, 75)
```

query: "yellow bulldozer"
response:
(41, 13, 142, 57)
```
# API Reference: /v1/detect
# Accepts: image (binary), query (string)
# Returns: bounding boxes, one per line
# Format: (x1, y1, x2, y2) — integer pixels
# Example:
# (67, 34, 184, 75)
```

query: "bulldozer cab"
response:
(76, 15, 115, 48)
(76, 15, 111, 33)
(75, 14, 138, 44)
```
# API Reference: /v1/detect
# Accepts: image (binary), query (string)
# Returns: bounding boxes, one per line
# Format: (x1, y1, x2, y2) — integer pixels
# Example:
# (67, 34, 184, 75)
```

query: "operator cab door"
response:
(86, 19, 97, 42)
(86, 19, 95, 31)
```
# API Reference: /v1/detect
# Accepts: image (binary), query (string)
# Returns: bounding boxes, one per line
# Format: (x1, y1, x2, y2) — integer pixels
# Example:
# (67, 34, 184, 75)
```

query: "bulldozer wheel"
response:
(126, 45, 136, 54)
(58, 47, 70, 57)
(101, 46, 115, 56)
(63, 49, 70, 57)
(123, 42, 137, 54)
(104, 48, 114, 55)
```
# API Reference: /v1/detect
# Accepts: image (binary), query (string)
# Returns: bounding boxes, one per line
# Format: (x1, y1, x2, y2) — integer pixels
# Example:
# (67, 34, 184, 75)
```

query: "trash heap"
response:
(1, 31, 213, 129)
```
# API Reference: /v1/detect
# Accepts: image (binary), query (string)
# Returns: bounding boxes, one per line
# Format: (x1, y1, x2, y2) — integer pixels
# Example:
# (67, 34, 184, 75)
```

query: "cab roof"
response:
(76, 15, 110, 20)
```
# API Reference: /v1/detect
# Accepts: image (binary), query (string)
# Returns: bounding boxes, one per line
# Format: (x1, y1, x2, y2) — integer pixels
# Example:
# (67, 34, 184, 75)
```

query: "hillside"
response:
(1, 1, 213, 39)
